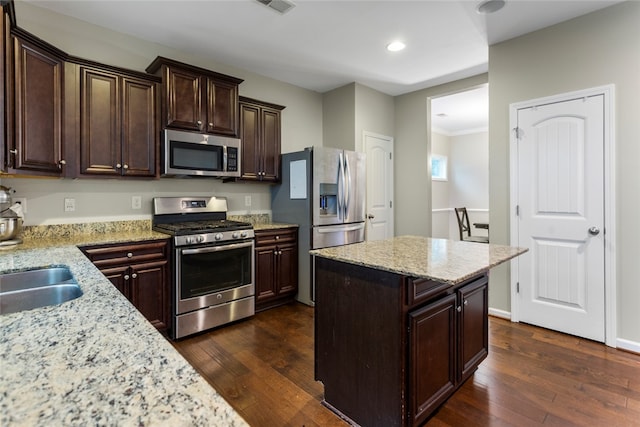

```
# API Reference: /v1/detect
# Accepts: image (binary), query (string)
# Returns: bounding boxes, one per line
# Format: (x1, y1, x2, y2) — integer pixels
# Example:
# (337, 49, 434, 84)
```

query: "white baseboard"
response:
(488, 307, 511, 320)
(616, 338, 640, 355)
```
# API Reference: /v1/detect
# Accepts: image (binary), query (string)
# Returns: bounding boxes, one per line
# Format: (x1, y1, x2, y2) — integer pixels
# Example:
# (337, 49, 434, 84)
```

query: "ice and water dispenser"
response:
(319, 183, 338, 217)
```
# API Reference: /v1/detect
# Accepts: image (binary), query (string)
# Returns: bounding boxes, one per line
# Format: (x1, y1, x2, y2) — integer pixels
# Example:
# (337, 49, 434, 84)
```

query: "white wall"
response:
(6, 1, 323, 225)
(430, 131, 450, 238)
(431, 131, 489, 240)
(488, 1, 640, 343)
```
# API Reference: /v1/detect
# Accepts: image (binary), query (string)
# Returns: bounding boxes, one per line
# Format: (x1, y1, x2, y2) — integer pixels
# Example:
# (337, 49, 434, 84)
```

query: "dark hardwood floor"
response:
(171, 302, 640, 427)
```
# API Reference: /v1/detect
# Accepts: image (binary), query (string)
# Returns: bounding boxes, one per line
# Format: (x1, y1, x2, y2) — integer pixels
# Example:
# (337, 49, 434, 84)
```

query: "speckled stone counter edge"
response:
(0, 225, 250, 426)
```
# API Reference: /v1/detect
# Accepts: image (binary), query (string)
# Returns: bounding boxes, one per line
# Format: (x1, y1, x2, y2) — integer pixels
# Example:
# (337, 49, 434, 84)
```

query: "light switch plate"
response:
(132, 196, 142, 210)
(64, 198, 75, 212)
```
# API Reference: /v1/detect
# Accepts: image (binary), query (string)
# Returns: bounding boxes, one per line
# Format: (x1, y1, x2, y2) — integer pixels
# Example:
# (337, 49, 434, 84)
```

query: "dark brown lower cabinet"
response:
(81, 239, 170, 333)
(254, 227, 298, 312)
(315, 257, 489, 427)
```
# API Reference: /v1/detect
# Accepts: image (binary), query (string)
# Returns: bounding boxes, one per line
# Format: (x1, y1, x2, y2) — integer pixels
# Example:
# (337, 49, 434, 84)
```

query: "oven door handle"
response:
(181, 241, 254, 255)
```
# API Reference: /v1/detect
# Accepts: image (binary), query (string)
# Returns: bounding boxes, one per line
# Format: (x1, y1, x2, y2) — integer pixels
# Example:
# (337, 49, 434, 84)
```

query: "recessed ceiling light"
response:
(386, 41, 406, 52)
(476, 0, 506, 14)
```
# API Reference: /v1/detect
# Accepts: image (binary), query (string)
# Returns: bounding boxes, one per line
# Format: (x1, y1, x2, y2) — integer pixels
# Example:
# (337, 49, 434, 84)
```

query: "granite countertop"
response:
(311, 235, 528, 285)
(252, 222, 298, 231)
(0, 223, 248, 426)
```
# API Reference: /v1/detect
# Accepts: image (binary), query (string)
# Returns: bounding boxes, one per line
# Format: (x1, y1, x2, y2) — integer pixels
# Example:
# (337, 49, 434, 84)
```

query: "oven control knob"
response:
(186, 236, 194, 244)
(197, 235, 205, 243)
(232, 231, 240, 239)
(241, 231, 248, 238)
(215, 233, 223, 241)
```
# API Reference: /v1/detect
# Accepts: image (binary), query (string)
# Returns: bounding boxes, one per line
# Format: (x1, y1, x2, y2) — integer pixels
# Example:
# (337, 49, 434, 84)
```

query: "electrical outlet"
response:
(245, 195, 252, 207)
(13, 197, 27, 214)
(64, 198, 76, 212)
(131, 196, 142, 210)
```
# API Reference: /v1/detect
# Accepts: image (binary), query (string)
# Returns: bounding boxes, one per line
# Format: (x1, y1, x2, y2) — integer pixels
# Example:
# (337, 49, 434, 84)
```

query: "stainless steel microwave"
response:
(162, 129, 241, 178)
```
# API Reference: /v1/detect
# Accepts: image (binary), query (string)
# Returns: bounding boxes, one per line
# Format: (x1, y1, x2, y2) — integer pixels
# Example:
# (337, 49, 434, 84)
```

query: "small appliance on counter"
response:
(152, 196, 255, 339)
(271, 147, 366, 305)
(0, 186, 24, 247)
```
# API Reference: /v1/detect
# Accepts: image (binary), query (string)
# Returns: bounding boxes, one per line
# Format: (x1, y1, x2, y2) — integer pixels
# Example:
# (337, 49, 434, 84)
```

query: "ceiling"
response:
(20, 0, 623, 133)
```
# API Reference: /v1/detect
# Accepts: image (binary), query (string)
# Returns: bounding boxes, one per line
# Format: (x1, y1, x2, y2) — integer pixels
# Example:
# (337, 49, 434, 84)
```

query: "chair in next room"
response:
(454, 207, 489, 243)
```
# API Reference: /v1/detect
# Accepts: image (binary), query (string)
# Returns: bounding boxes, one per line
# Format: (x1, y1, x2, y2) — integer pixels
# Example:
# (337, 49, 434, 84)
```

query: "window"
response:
(431, 154, 448, 181)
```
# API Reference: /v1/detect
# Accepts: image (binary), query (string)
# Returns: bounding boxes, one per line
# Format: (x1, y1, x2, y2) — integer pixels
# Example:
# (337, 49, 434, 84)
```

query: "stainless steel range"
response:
(153, 196, 255, 339)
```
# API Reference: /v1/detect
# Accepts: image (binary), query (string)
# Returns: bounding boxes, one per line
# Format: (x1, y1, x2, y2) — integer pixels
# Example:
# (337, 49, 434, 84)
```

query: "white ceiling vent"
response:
(255, 0, 296, 15)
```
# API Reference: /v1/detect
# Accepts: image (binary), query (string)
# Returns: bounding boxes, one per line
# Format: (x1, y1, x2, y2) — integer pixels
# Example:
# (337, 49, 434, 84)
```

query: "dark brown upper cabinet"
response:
(239, 96, 285, 182)
(146, 56, 243, 137)
(66, 60, 160, 178)
(5, 28, 66, 176)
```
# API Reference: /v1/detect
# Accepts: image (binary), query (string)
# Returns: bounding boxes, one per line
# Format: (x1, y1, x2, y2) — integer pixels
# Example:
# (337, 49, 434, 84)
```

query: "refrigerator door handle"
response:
(316, 222, 365, 233)
(344, 155, 351, 219)
(338, 152, 345, 221)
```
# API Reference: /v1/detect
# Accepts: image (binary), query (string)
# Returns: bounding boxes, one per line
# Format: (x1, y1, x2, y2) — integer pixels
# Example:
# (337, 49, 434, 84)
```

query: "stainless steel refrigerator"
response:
(271, 147, 366, 305)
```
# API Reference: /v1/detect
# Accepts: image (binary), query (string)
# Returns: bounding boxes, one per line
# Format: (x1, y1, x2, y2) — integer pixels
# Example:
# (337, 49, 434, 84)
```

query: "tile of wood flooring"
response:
(171, 302, 640, 427)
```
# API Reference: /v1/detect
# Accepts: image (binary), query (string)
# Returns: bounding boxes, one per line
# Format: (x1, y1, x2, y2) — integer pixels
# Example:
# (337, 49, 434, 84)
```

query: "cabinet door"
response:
(277, 242, 297, 296)
(260, 108, 281, 182)
(206, 78, 238, 136)
(10, 36, 64, 174)
(255, 244, 277, 301)
(239, 102, 261, 180)
(409, 293, 457, 427)
(80, 67, 121, 175)
(130, 260, 169, 332)
(100, 265, 131, 298)
(165, 66, 202, 131)
(122, 76, 158, 177)
(458, 278, 488, 383)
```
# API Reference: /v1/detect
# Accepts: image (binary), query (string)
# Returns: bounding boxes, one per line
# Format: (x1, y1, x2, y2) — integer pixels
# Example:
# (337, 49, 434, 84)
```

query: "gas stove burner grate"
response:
(153, 219, 252, 236)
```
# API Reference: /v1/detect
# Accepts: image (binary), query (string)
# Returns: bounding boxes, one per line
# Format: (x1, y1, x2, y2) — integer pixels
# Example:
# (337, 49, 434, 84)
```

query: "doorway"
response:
(509, 85, 616, 346)
(430, 85, 489, 240)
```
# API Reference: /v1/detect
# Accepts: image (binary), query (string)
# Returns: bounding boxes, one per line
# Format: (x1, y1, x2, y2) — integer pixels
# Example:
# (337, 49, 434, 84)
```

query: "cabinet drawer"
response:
(407, 277, 452, 307)
(82, 240, 168, 267)
(255, 228, 297, 246)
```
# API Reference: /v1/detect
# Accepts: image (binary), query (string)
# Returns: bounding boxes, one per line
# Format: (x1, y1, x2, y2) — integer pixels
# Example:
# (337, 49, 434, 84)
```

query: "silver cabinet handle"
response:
(127, 252, 133, 258)
(9, 149, 17, 155)
(123, 164, 129, 169)
(124, 274, 130, 280)
(456, 306, 462, 312)
(588, 226, 600, 236)
(116, 163, 122, 169)
(208, 122, 213, 127)
(197, 120, 202, 126)
(131, 273, 137, 279)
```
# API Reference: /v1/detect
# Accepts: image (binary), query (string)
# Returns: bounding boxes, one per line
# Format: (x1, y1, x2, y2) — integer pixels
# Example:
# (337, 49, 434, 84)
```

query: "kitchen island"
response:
(0, 226, 248, 426)
(312, 236, 527, 427)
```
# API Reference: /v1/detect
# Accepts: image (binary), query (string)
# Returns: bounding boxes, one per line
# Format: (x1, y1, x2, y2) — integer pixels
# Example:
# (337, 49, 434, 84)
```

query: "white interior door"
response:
(515, 95, 605, 342)
(364, 131, 394, 241)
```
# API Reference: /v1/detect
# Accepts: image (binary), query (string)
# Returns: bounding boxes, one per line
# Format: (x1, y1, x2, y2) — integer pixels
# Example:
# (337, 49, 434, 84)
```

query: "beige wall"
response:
(354, 83, 395, 150)
(6, 1, 323, 224)
(489, 1, 640, 342)
(322, 82, 395, 152)
(322, 84, 355, 150)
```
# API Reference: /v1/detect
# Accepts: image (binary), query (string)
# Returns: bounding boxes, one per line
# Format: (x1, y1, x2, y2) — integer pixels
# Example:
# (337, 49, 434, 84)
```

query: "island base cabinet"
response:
(409, 294, 458, 426)
(315, 256, 489, 427)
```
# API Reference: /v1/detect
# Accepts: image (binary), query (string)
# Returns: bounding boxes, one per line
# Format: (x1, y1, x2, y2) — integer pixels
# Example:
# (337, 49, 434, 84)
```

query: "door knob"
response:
(588, 226, 600, 236)
(367, 214, 375, 219)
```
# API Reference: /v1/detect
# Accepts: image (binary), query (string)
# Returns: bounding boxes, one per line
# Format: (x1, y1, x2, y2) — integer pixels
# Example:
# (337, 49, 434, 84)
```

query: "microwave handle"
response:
(223, 146, 228, 172)
(181, 240, 253, 255)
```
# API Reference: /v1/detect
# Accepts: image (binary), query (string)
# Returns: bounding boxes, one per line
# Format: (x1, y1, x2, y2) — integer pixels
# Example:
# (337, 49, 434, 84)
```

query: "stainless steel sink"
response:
(0, 267, 83, 315)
